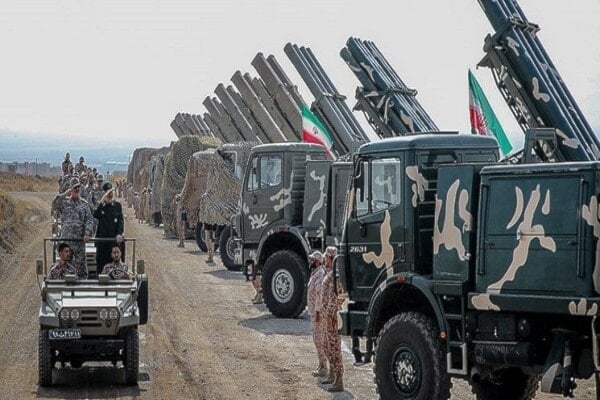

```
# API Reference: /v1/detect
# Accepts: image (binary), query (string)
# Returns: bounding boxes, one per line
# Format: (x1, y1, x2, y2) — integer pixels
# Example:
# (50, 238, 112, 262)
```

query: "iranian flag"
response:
(302, 105, 335, 159)
(468, 69, 513, 155)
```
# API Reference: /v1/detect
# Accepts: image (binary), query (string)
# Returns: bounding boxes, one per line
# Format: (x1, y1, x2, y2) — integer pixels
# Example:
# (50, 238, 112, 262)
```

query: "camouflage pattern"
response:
(150, 155, 165, 216)
(321, 270, 343, 381)
(48, 262, 78, 279)
(52, 195, 94, 278)
(307, 265, 327, 371)
(127, 146, 169, 192)
(179, 149, 215, 228)
(161, 135, 220, 238)
(101, 261, 130, 279)
(197, 142, 255, 226)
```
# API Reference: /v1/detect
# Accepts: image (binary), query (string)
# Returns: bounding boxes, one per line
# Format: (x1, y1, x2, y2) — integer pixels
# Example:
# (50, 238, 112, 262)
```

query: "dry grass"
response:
(0, 172, 57, 192)
(0, 194, 46, 253)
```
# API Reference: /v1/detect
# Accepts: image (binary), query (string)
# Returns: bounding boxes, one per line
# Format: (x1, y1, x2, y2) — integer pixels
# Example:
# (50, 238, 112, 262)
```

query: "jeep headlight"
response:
(70, 309, 80, 320)
(109, 309, 119, 320)
(99, 309, 108, 320)
(59, 308, 70, 320)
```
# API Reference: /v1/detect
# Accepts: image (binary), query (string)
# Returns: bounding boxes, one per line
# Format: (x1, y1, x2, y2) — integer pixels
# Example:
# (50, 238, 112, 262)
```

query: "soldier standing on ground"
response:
(94, 182, 124, 271)
(61, 153, 72, 176)
(307, 251, 328, 379)
(145, 187, 152, 224)
(174, 194, 185, 247)
(48, 243, 78, 279)
(319, 246, 344, 392)
(52, 178, 94, 279)
(204, 224, 215, 263)
(74, 156, 86, 174)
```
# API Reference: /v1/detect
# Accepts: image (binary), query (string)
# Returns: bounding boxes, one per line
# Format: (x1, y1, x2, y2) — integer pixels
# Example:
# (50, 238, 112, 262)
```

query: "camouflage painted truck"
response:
(334, 132, 600, 399)
(235, 142, 351, 317)
(37, 238, 148, 386)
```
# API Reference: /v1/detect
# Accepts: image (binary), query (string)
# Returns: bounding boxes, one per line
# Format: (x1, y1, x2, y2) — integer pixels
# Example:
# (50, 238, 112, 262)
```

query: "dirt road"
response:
(0, 192, 595, 399)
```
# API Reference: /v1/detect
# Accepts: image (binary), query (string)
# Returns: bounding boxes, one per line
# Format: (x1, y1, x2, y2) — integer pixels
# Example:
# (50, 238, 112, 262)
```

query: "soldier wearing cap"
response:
(61, 153, 72, 176)
(52, 177, 94, 278)
(307, 251, 328, 379)
(74, 156, 86, 174)
(319, 246, 344, 392)
(94, 181, 124, 271)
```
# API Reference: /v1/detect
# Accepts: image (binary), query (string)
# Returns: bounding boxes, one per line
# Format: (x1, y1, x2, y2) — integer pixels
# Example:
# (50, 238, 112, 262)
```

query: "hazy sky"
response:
(1, 0, 599, 150)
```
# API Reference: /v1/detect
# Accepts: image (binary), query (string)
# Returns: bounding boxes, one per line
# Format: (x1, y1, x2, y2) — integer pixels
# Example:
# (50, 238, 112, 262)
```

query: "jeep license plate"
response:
(49, 329, 81, 340)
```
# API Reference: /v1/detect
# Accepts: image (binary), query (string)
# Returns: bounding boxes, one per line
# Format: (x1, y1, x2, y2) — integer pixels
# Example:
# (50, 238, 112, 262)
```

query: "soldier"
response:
(319, 246, 344, 392)
(174, 194, 185, 247)
(307, 251, 328, 378)
(140, 188, 147, 223)
(134, 192, 141, 222)
(48, 243, 78, 279)
(145, 187, 152, 224)
(61, 153, 72, 176)
(74, 156, 86, 174)
(52, 178, 94, 279)
(250, 269, 263, 304)
(204, 224, 215, 263)
(94, 182, 124, 270)
(100, 244, 130, 279)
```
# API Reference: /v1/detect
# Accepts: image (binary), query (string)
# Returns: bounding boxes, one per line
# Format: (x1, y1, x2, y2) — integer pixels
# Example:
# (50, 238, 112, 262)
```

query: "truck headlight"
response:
(99, 309, 108, 320)
(60, 308, 70, 320)
(109, 309, 119, 320)
(70, 309, 80, 320)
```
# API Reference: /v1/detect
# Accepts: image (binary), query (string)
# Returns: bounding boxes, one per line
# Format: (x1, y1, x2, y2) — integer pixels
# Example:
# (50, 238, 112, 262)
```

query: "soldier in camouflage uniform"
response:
(100, 244, 130, 279)
(52, 178, 94, 279)
(319, 246, 344, 392)
(48, 243, 78, 279)
(61, 153, 72, 176)
(174, 194, 185, 247)
(145, 187, 152, 224)
(307, 251, 328, 378)
(74, 156, 86, 175)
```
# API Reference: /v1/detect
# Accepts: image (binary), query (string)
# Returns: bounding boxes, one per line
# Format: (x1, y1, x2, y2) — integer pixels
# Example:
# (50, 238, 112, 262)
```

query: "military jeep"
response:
(37, 238, 148, 386)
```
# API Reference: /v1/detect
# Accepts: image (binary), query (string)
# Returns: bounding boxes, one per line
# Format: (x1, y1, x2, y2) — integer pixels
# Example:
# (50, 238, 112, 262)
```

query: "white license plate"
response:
(49, 328, 81, 340)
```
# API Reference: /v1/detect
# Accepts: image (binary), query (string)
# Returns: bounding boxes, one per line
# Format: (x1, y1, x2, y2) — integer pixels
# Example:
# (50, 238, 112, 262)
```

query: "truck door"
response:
(241, 153, 284, 245)
(345, 157, 405, 302)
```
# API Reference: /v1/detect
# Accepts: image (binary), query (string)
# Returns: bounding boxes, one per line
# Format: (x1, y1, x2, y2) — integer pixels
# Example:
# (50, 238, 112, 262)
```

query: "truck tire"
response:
(137, 274, 149, 325)
(124, 327, 139, 385)
(38, 329, 53, 387)
(471, 368, 539, 400)
(262, 250, 307, 318)
(374, 312, 450, 400)
(219, 226, 242, 271)
(195, 223, 208, 252)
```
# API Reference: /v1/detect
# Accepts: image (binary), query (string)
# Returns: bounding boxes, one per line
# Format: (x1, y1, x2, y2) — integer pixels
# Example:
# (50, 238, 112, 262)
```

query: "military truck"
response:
(37, 238, 148, 386)
(235, 143, 352, 317)
(335, 0, 600, 397)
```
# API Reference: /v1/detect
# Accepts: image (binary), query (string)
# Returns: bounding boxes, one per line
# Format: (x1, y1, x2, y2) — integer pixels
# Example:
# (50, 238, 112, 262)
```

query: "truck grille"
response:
(77, 309, 102, 328)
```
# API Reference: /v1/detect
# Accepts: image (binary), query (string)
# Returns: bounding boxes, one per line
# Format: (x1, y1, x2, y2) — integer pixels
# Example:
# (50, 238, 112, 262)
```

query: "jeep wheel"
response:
(219, 226, 241, 271)
(124, 327, 139, 385)
(38, 329, 53, 387)
(374, 312, 450, 400)
(471, 368, 539, 400)
(137, 274, 149, 325)
(262, 250, 307, 318)
(195, 223, 208, 252)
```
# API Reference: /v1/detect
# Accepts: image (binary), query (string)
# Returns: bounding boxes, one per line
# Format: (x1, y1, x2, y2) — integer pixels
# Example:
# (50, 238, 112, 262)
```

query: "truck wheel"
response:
(374, 312, 450, 400)
(262, 250, 307, 318)
(38, 329, 53, 387)
(124, 327, 139, 385)
(471, 368, 539, 400)
(219, 226, 242, 271)
(137, 274, 149, 325)
(195, 223, 208, 252)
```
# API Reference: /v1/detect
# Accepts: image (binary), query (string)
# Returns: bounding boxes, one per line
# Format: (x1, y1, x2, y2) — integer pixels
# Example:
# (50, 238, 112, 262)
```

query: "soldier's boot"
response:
(318, 369, 334, 384)
(327, 374, 344, 392)
(252, 292, 263, 304)
(312, 363, 327, 377)
(177, 240, 184, 248)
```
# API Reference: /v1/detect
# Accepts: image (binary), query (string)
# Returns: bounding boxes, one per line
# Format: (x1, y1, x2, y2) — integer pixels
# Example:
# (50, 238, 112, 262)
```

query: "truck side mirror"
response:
(36, 260, 44, 275)
(137, 260, 145, 275)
